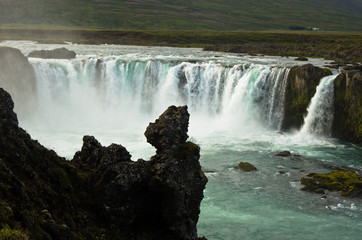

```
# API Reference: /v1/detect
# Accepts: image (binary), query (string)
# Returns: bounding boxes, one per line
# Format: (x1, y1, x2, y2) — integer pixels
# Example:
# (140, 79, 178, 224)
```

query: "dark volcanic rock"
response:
(333, 70, 362, 145)
(0, 47, 36, 117)
(295, 57, 308, 61)
(145, 105, 189, 154)
(73, 107, 207, 239)
(282, 64, 332, 131)
(0, 88, 207, 240)
(28, 47, 76, 59)
(73, 105, 207, 239)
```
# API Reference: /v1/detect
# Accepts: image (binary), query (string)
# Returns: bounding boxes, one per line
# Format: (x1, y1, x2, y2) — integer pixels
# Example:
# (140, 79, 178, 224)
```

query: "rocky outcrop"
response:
(0, 88, 207, 240)
(332, 70, 362, 145)
(300, 170, 362, 197)
(282, 64, 332, 130)
(28, 47, 76, 59)
(0, 47, 36, 117)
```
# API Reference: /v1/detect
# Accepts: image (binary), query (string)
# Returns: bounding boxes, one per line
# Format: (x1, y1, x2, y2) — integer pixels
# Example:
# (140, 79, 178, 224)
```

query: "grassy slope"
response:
(0, 0, 361, 31)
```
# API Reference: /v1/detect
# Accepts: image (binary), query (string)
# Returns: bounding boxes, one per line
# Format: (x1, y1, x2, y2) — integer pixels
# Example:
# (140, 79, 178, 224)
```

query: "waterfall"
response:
(26, 57, 292, 133)
(299, 74, 337, 137)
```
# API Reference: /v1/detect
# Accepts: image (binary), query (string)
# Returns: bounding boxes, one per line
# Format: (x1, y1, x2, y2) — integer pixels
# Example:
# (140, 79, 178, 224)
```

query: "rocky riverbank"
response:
(0, 86, 207, 239)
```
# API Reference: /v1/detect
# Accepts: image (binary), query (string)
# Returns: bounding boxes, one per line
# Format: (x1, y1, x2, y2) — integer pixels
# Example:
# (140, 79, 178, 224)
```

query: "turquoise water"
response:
(196, 132, 362, 240)
(1, 41, 361, 240)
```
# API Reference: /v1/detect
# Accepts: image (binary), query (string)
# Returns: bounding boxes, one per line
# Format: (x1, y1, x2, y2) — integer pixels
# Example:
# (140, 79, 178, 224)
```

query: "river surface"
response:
(1, 41, 361, 240)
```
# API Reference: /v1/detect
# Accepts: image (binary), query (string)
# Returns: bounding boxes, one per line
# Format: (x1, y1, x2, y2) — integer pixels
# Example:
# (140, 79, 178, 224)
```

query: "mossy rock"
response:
(238, 162, 257, 172)
(300, 170, 362, 197)
(0, 226, 29, 240)
(176, 142, 200, 160)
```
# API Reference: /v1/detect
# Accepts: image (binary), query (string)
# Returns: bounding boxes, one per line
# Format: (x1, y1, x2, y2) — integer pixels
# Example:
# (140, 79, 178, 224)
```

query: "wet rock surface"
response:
(0, 89, 207, 240)
(300, 170, 362, 197)
(282, 64, 332, 131)
(333, 70, 362, 145)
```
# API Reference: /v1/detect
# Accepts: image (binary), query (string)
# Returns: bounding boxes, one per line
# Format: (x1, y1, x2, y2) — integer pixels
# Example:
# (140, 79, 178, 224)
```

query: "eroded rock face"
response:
(145, 105, 189, 154)
(0, 88, 207, 240)
(28, 47, 76, 59)
(333, 70, 362, 145)
(73, 105, 207, 240)
(0, 47, 36, 117)
(282, 64, 332, 130)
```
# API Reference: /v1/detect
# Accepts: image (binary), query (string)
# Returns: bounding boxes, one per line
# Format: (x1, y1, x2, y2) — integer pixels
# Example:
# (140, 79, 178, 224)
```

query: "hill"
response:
(0, 0, 361, 31)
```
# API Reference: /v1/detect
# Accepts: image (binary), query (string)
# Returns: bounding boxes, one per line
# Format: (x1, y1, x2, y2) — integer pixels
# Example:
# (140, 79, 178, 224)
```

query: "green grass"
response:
(0, 0, 361, 31)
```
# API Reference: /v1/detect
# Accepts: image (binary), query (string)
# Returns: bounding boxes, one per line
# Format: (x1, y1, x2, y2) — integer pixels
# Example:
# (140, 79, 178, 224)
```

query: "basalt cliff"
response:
(0, 86, 207, 239)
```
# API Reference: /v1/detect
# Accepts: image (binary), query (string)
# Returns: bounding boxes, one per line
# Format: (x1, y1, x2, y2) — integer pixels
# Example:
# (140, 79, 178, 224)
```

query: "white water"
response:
(1, 41, 361, 240)
(299, 75, 337, 137)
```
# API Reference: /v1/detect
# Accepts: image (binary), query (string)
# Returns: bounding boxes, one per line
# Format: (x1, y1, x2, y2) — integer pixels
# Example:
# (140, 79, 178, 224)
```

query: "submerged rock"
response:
(295, 57, 308, 61)
(28, 47, 76, 59)
(275, 151, 292, 157)
(300, 170, 362, 197)
(0, 89, 207, 240)
(237, 162, 257, 172)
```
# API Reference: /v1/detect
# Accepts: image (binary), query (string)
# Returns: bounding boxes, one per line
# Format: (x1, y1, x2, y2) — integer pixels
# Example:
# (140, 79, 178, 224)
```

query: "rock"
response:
(275, 151, 291, 157)
(28, 47, 76, 59)
(295, 57, 308, 61)
(72, 105, 207, 240)
(238, 162, 257, 172)
(332, 70, 362, 145)
(0, 47, 37, 117)
(0, 88, 207, 240)
(300, 170, 362, 197)
(145, 105, 189, 154)
(282, 64, 332, 130)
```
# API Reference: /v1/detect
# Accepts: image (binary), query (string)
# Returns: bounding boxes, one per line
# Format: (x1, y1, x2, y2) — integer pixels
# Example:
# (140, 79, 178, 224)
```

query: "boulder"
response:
(237, 162, 257, 172)
(332, 70, 362, 145)
(282, 64, 332, 131)
(28, 47, 76, 59)
(275, 151, 291, 157)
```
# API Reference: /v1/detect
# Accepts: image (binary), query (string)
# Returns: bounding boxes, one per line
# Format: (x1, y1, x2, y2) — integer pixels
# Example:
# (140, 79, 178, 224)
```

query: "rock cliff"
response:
(282, 64, 332, 130)
(0, 87, 207, 239)
(332, 70, 362, 145)
(0, 47, 37, 117)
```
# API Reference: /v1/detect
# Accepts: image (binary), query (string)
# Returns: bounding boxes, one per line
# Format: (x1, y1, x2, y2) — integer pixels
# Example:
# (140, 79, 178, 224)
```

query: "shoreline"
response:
(1, 28, 361, 66)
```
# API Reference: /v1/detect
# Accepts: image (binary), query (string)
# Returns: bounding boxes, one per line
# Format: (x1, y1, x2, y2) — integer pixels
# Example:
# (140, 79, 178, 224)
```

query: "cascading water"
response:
(1, 42, 361, 240)
(299, 74, 337, 137)
(28, 57, 291, 138)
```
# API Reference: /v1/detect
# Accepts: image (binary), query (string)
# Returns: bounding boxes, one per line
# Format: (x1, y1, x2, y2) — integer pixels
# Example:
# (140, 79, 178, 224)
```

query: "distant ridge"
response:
(0, 0, 361, 31)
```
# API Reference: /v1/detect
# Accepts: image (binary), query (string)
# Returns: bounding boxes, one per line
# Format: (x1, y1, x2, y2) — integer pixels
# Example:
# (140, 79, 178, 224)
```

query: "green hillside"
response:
(0, 0, 361, 31)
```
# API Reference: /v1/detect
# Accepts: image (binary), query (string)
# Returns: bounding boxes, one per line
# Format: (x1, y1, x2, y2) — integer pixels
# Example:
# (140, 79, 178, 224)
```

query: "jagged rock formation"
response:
(28, 48, 76, 59)
(333, 70, 362, 145)
(282, 64, 332, 130)
(0, 87, 207, 239)
(0, 47, 36, 117)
